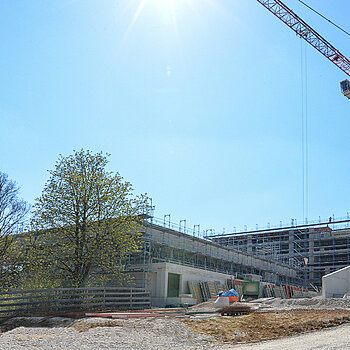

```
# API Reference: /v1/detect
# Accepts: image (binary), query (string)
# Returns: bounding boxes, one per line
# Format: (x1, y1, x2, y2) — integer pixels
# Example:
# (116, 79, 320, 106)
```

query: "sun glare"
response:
(121, 0, 224, 63)
(124, 0, 220, 38)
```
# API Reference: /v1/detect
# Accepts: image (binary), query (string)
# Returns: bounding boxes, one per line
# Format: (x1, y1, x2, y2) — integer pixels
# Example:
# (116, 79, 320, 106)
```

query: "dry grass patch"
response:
(71, 320, 123, 332)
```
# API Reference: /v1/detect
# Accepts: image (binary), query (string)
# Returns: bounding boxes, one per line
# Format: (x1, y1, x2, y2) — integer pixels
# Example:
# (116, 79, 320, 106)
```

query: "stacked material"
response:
(262, 283, 309, 299)
(188, 281, 226, 302)
(227, 278, 310, 300)
(203, 281, 225, 299)
(264, 284, 274, 297)
(200, 282, 211, 301)
(233, 280, 244, 296)
(188, 282, 204, 303)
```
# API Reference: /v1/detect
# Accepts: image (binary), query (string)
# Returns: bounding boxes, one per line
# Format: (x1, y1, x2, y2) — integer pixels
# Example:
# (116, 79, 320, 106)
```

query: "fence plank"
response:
(0, 291, 150, 303)
(0, 287, 146, 296)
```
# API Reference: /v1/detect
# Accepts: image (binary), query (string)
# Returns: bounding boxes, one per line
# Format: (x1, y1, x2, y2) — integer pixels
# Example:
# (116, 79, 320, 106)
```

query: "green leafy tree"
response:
(28, 150, 151, 288)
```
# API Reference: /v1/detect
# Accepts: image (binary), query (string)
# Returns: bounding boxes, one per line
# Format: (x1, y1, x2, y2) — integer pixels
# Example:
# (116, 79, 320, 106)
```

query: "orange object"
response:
(229, 296, 239, 303)
(215, 296, 239, 303)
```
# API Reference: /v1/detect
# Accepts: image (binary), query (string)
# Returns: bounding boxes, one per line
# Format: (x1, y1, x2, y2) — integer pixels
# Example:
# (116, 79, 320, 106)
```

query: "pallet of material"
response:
(264, 284, 274, 298)
(215, 282, 225, 294)
(200, 282, 212, 301)
(233, 280, 244, 296)
(188, 282, 204, 303)
(205, 282, 218, 299)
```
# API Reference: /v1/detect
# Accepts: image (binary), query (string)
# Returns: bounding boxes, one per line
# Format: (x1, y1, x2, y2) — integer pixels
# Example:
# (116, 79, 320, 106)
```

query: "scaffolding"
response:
(124, 216, 303, 289)
(207, 218, 350, 288)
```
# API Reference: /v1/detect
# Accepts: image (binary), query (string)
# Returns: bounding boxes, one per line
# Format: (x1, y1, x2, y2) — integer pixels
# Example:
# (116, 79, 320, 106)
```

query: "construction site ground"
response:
(185, 309, 350, 345)
(1, 297, 350, 349)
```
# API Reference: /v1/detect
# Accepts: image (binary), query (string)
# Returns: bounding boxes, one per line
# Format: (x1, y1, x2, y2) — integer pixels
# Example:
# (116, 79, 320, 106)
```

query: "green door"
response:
(167, 273, 180, 297)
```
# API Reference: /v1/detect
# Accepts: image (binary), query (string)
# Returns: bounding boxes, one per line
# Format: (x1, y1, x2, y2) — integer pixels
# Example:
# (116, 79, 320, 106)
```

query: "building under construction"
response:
(208, 217, 350, 289)
(124, 217, 303, 306)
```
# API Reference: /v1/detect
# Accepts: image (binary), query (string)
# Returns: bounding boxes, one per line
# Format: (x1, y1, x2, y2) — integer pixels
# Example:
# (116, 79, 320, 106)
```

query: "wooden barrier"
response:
(0, 287, 151, 318)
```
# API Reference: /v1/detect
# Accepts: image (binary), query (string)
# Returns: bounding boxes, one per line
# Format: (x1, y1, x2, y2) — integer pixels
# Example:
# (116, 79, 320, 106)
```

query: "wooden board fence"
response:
(0, 287, 151, 318)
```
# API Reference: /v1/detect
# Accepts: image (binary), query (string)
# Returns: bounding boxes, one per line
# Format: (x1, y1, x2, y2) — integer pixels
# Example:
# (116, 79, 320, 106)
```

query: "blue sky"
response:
(1, 0, 350, 234)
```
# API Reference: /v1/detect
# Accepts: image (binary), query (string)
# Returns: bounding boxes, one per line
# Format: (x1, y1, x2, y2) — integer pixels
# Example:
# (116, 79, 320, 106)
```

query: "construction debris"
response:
(188, 281, 225, 303)
(217, 304, 254, 316)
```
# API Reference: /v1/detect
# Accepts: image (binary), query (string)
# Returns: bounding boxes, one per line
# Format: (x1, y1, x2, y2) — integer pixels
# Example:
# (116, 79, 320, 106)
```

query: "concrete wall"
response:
(322, 265, 350, 298)
(147, 262, 234, 307)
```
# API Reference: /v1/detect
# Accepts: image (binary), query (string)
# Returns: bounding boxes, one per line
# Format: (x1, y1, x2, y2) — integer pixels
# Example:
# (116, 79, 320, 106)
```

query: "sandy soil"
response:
(217, 323, 350, 350)
(185, 310, 350, 344)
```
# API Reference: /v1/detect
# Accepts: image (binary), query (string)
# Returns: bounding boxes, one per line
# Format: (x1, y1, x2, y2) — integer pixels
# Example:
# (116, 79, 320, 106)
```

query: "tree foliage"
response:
(0, 172, 28, 288)
(29, 150, 151, 288)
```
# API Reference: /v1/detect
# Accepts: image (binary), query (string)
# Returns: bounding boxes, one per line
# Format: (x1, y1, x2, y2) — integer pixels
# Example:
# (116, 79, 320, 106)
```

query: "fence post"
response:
(55, 289, 58, 312)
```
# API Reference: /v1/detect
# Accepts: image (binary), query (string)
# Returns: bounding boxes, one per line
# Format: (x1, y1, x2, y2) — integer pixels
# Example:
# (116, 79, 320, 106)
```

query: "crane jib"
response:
(256, 0, 350, 77)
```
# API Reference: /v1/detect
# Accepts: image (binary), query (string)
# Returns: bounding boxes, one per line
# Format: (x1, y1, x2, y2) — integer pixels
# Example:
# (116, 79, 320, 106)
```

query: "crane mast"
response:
(257, 0, 350, 98)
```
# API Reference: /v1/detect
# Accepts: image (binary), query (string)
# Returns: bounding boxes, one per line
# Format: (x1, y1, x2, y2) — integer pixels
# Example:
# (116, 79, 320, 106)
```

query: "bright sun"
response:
(127, 0, 178, 33)
(125, 0, 218, 36)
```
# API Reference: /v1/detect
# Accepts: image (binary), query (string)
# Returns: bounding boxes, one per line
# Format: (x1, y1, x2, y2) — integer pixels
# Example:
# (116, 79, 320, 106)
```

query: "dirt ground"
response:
(2, 299, 350, 349)
(184, 310, 350, 344)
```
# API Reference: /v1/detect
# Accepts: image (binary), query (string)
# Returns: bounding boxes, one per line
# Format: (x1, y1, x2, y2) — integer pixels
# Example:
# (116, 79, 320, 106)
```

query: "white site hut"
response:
(322, 265, 350, 298)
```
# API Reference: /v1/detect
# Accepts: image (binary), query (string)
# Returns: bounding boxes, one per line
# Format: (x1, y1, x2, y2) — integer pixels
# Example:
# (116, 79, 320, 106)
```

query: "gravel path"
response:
(217, 323, 350, 350)
(0, 318, 214, 350)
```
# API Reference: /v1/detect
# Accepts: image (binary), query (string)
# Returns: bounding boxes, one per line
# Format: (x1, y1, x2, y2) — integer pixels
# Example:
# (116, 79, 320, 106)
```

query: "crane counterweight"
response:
(340, 80, 350, 99)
